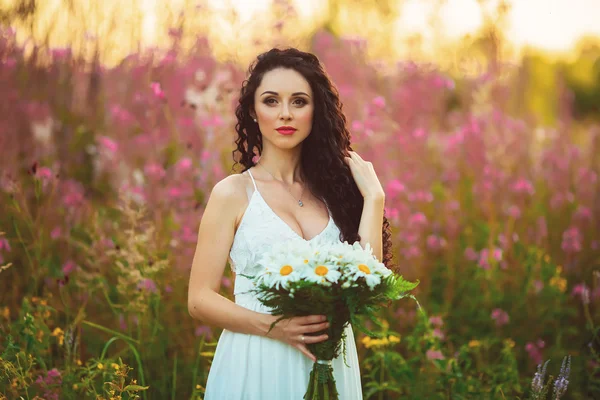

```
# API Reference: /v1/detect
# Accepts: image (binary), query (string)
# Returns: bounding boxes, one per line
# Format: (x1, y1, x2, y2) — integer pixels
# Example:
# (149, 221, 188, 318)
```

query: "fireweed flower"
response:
(478, 248, 503, 270)
(561, 226, 583, 253)
(429, 316, 444, 327)
(432, 328, 445, 340)
(62, 260, 77, 276)
(426, 349, 445, 360)
(137, 278, 158, 293)
(144, 162, 166, 180)
(151, 82, 166, 99)
(426, 235, 447, 251)
(464, 247, 478, 262)
(385, 179, 405, 198)
(35, 368, 62, 400)
(511, 177, 535, 196)
(491, 308, 509, 327)
(526, 340, 546, 365)
(408, 212, 428, 228)
(572, 283, 589, 297)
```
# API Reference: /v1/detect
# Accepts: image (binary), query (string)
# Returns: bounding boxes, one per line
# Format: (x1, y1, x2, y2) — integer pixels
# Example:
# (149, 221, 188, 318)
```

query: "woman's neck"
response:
(255, 150, 303, 185)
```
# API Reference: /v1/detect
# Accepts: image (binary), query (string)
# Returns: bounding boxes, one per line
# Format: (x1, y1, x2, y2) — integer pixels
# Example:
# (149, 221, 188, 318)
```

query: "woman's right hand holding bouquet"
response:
(261, 314, 331, 362)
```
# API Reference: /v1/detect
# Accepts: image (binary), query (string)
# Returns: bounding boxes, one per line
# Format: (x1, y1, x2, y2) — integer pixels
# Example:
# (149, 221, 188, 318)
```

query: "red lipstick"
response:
(276, 126, 297, 135)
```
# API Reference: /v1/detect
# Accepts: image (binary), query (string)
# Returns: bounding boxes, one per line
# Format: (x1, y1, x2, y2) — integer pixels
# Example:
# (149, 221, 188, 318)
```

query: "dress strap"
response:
(247, 169, 258, 192)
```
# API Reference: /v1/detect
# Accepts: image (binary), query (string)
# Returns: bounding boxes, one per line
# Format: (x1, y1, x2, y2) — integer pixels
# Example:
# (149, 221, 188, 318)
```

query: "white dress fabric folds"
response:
(203, 170, 363, 400)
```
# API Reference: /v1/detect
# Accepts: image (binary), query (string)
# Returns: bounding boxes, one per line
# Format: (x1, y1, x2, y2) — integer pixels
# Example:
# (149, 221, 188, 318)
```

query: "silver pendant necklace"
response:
(257, 162, 305, 207)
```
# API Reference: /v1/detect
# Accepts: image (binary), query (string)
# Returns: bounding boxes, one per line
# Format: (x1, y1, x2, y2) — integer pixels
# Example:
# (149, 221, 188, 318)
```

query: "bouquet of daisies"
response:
(240, 238, 419, 400)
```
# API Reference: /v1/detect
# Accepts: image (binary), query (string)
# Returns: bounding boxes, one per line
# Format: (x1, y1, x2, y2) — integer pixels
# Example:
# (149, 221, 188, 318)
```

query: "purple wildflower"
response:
(553, 355, 571, 399)
(531, 359, 549, 394)
(138, 278, 158, 293)
(195, 325, 213, 340)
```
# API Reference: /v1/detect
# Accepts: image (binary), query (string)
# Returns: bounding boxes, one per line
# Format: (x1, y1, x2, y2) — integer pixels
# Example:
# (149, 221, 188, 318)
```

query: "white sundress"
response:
(203, 169, 363, 400)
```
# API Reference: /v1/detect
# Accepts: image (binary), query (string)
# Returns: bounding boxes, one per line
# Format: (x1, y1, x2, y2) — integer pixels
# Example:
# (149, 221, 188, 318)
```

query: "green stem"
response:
(190, 336, 206, 398)
(12, 218, 34, 271)
(379, 352, 384, 400)
(171, 352, 178, 400)
(82, 320, 140, 344)
(98, 336, 147, 400)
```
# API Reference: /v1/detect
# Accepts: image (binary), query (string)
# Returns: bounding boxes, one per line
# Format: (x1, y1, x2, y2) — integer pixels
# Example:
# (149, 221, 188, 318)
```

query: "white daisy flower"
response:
(301, 259, 342, 287)
(344, 259, 383, 290)
(257, 257, 305, 290)
(256, 239, 311, 290)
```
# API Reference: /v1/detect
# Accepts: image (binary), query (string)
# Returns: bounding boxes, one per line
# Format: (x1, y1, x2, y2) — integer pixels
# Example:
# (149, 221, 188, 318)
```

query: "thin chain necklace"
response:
(257, 162, 305, 207)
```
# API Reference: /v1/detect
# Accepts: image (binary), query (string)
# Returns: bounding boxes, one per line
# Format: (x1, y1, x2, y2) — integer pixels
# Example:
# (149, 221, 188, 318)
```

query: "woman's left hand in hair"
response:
(343, 151, 385, 200)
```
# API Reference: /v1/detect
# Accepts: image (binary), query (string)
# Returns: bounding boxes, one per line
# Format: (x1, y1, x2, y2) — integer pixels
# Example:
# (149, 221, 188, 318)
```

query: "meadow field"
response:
(0, 5, 599, 398)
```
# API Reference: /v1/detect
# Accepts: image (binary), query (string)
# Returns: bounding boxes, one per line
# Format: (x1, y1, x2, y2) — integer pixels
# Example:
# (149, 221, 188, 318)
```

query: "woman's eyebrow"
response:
(260, 91, 311, 98)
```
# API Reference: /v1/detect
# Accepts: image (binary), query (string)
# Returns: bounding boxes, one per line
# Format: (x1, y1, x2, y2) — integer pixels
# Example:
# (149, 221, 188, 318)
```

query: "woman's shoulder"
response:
(210, 172, 250, 202)
(208, 172, 254, 226)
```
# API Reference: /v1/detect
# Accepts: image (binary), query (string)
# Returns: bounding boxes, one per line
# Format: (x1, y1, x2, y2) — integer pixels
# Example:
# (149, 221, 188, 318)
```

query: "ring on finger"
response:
(301, 335, 305, 343)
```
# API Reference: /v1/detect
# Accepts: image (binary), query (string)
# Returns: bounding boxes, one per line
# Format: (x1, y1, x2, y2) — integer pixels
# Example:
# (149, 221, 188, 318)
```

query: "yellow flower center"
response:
(315, 266, 329, 276)
(358, 264, 371, 274)
(280, 265, 293, 276)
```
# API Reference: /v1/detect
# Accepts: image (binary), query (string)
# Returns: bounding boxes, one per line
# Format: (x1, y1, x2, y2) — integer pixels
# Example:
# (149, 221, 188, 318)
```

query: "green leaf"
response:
(124, 384, 150, 391)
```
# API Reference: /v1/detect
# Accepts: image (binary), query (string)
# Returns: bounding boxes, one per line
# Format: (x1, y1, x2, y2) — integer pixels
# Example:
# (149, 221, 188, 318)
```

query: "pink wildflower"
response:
(98, 136, 118, 154)
(372, 96, 386, 108)
(491, 308, 509, 327)
(151, 82, 166, 99)
(144, 162, 166, 180)
(62, 260, 77, 275)
(385, 179, 405, 198)
(426, 349, 445, 360)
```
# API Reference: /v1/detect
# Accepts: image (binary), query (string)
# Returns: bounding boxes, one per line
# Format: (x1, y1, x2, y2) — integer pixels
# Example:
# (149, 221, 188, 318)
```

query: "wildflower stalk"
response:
(82, 320, 139, 344)
(379, 352, 385, 400)
(191, 335, 207, 395)
(171, 352, 178, 400)
(97, 335, 147, 400)
(12, 218, 34, 273)
(552, 355, 571, 399)
(583, 297, 595, 332)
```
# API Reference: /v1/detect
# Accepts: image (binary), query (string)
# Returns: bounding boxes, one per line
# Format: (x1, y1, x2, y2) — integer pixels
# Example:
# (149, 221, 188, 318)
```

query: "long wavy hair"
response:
(231, 47, 394, 271)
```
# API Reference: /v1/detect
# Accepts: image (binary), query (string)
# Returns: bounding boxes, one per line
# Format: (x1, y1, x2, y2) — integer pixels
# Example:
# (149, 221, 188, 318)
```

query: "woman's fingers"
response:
(303, 333, 329, 344)
(297, 333, 329, 361)
(297, 315, 327, 325)
(298, 345, 317, 362)
(302, 321, 330, 333)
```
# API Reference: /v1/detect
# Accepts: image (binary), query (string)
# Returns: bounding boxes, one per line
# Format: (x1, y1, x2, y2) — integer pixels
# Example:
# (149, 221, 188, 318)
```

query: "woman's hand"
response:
(344, 151, 385, 200)
(263, 314, 330, 362)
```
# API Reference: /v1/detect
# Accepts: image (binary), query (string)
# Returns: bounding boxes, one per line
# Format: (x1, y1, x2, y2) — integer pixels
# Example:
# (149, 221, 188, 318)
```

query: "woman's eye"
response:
(264, 98, 307, 105)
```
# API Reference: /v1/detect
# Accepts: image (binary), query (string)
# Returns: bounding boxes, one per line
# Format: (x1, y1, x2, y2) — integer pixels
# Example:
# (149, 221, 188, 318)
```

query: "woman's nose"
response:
(280, 103, 292, 119)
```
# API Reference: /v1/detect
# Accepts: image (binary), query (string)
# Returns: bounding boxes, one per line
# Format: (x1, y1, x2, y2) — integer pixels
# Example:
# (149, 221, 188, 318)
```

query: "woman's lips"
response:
(276, 129, 296, 135)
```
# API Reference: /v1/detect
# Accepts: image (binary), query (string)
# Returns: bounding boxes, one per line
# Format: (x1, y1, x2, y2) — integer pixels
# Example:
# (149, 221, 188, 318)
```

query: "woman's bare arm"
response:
(187, 175, 271, 336)
(358, 195, 385, 262)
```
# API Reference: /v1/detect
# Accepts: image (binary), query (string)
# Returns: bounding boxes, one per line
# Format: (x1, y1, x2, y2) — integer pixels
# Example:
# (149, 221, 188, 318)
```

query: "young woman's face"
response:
(253, 67, 314, 150)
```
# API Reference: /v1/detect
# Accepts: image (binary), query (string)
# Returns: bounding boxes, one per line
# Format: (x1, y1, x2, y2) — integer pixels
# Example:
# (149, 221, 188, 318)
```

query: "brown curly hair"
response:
(231, 47, 394, 271)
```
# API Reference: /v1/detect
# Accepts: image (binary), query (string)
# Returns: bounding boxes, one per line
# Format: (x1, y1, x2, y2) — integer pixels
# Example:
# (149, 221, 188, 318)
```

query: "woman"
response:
(188, 47, 393, 400)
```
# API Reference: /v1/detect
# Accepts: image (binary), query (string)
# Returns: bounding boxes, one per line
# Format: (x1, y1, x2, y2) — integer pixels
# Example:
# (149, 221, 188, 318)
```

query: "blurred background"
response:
(1, 0, 599, 399)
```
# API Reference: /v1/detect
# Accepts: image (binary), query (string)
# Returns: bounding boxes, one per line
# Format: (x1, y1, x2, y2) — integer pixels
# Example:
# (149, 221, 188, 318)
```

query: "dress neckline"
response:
(250, 190, 333, 242)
